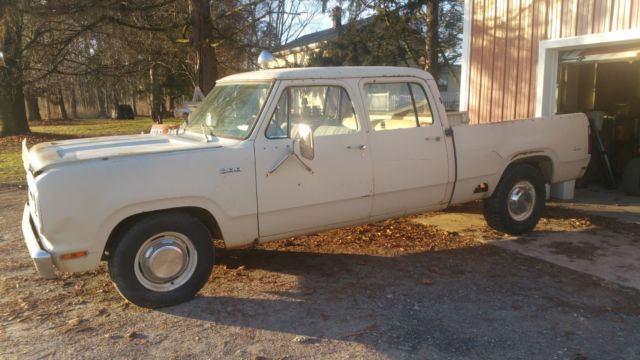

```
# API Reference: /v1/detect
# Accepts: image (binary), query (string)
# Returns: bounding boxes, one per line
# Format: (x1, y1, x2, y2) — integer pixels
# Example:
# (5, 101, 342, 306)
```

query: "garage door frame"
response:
(535, 29, 640, 117)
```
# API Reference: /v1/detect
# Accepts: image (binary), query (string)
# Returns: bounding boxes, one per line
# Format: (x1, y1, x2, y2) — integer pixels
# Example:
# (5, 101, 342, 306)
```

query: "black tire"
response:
(483, 163, 546, 235)
(108, 211, 214, 308)
(622, 158, 640, 196)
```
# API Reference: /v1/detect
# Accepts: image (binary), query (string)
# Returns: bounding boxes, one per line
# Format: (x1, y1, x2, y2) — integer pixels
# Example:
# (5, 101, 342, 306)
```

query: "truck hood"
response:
(22, 134, 223, 174)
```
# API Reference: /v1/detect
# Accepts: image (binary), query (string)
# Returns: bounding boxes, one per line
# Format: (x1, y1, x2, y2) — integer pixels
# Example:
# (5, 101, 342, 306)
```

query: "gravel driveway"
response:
(1, 185, 639, 359)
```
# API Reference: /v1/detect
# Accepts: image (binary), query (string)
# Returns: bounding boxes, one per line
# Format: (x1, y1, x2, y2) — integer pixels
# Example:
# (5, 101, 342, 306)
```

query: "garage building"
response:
(459, 0, 640, 194)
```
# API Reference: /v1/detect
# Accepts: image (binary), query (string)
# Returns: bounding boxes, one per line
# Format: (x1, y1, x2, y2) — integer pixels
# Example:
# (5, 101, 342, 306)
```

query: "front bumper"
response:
(22, 203, 57, 279)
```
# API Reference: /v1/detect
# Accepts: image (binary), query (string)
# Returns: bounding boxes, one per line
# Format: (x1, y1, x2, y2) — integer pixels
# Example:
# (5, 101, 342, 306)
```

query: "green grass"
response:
(0, 118, 182, 184)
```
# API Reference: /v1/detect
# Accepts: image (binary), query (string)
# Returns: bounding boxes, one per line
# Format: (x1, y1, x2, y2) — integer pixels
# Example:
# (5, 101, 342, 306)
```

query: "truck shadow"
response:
(160, 243, 640, 357)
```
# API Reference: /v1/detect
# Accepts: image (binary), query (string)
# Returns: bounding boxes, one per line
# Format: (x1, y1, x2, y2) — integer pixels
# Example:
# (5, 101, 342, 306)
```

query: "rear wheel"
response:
(108, 211, 214, 308)
(483, 164, 546, 235)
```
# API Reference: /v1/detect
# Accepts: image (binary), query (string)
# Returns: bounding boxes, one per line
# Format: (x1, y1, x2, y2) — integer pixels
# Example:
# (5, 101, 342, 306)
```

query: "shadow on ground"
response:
(163, 245, 640, 359)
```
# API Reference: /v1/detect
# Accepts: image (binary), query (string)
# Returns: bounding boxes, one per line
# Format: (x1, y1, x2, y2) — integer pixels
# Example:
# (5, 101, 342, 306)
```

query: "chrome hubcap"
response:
(508, 181, 536, 222)
(134, 232, 197, 292)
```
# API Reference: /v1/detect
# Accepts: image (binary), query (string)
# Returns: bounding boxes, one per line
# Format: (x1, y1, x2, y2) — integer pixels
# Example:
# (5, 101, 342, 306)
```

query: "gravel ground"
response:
(1, 185, 640, 359)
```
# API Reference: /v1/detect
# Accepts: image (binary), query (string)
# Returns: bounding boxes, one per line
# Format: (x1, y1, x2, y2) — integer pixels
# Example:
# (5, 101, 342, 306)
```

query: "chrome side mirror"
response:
(295, 124, 314, 160)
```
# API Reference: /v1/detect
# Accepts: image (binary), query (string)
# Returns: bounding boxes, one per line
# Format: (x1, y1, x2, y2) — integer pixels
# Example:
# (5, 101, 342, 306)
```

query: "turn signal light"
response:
(474, 182, 489, 193)
(60, 251, 88, 261)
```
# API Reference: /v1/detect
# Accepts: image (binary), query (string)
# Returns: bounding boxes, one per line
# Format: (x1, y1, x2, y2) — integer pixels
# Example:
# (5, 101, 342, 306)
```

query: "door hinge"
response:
(444, 127, 454, 137)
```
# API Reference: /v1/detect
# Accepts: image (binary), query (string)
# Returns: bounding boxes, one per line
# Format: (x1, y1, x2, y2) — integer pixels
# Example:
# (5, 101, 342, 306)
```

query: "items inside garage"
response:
(557, 45, 640, 195)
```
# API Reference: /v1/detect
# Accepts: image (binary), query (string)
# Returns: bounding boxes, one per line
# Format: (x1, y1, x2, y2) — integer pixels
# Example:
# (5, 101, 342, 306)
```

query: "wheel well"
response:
(102, 207, 223, 260)
(509, 156, 553, 184)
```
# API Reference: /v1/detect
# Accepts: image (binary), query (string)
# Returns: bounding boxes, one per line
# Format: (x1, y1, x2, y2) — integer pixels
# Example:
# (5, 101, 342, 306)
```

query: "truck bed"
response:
(449, 113, 590, 205)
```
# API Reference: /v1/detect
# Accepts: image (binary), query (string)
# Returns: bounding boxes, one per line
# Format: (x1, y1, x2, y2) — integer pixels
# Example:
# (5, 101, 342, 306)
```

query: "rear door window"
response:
(364, 82, 435, 131)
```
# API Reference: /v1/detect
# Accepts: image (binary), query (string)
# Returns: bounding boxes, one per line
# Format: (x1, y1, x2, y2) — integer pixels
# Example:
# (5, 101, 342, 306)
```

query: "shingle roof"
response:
(275, 17, 373, 52)
(275, 27, 338, 52)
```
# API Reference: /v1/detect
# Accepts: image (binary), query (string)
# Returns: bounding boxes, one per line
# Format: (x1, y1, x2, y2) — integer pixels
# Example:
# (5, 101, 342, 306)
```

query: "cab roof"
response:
(218, 66, 434, 82)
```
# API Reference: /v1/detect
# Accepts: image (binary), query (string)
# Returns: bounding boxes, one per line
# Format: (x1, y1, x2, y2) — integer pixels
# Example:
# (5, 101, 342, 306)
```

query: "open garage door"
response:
(557, 43, 640, 193)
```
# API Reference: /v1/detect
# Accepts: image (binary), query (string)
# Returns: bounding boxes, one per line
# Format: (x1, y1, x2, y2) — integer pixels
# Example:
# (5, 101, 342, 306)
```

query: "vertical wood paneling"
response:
(468, 0, 486, 123)
(516, 0, 533, 119)
(561, 0, 578, 38)
(613, 0, 633, 30)
(592, 0, 603, 33)
(632, 0, 640, 28)
(479, 0, 497, 123)
(528, 0, 547, 116)
(548, 0, 561, 39)
(604, 0, 615, 32)
(576, 0, 595, 36)
(503, 0, 522, 121)
(491, 0, 508, 121)
(467, 0, 640, 123)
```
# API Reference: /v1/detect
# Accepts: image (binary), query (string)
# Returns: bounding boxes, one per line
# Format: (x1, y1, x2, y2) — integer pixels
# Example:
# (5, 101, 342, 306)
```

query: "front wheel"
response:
(483, 164, 546, 235)
(108, 212, 214, 308)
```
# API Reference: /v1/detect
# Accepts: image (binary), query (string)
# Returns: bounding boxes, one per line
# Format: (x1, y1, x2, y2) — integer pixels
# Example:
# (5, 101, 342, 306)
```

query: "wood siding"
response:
(467, 0, 640, 123)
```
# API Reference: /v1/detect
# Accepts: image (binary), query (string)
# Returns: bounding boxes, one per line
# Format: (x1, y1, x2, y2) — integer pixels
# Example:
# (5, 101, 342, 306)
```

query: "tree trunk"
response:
(0, 72, 29, 135)
(95, 88, 106, 118)
(104, 90, 111, 118)
(45, 94, 52, 120)
(25, 90, 42, 122)
(424, 0, 440, 80)
(131, 92, 137, 116)
(57, 88, 68, 120)
(0, 4, 30, 136)
(70, 87, 78, 118)
(129, 83, 137, 116)
(112, 89, 120, 108)
(191, 0, 218, 95)
(150, 63, 163, 124)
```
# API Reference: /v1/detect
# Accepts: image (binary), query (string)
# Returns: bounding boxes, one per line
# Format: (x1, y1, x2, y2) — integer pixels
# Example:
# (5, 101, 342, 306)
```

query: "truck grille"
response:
(28, 188, 39, 223)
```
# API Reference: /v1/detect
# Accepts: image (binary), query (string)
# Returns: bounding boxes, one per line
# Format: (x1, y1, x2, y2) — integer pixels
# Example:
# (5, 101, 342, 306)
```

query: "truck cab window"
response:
(266, 86, 358, 139)
(365, 82, 434, 130)
(410, 83, 435, 126)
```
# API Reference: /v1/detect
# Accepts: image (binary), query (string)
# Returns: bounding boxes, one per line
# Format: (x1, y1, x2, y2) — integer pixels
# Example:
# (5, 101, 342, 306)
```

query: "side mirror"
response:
(295, 124, 314, 160)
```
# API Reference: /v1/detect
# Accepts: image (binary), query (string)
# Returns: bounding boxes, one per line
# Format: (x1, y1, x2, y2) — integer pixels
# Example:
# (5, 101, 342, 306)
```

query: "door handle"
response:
(347, 144, 367, 150)
(425, 136, 441, 142)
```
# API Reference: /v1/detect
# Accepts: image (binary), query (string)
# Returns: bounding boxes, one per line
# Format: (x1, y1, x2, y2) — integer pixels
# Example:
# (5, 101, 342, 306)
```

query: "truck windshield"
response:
(185, 82, 272, 139)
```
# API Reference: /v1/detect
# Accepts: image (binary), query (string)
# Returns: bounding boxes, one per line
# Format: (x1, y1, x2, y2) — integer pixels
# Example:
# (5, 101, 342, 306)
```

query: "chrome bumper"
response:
(22, 203, 57, 279)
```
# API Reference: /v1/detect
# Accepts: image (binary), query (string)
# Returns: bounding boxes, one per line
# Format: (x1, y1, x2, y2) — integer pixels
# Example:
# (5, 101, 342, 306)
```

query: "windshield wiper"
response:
(200, 124, 216, 142)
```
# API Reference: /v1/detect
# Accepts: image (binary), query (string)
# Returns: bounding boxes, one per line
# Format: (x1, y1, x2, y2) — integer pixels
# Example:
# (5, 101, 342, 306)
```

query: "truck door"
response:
(254, 80, 373, 239)
(359, 79, 450, 217)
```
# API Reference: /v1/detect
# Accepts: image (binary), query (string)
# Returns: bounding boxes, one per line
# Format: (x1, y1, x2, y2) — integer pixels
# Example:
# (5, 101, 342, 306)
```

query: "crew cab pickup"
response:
(22, 67, 590, 308)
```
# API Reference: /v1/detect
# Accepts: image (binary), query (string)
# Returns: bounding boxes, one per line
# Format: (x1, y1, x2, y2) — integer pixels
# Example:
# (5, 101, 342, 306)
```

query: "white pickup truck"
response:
(22, 67, 590, 308)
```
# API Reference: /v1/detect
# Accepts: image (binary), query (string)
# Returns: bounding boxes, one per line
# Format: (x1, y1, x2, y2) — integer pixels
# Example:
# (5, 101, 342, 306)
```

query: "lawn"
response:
(0, 118, 182, 184)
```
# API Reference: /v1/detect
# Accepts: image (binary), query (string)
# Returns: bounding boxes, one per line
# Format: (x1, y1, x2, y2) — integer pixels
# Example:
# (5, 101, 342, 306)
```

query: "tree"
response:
(260, 0, 319, 49)
(424, 0, 439, 76)
(191, 0, 218, 96)
(0, 1, 29, 136)
(310, 0, 463, 81)
(2, 0, 192, 134)
(1, 0, 344, 136)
